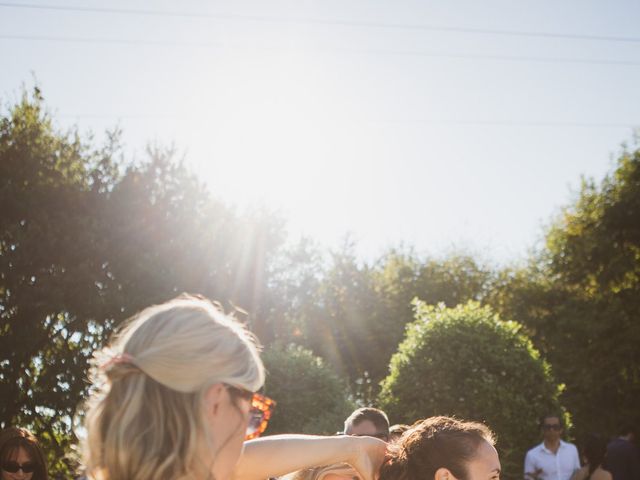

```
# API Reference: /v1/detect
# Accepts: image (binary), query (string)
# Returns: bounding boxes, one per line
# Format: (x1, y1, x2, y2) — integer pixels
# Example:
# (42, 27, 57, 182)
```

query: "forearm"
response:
(233, 435, 360, 480)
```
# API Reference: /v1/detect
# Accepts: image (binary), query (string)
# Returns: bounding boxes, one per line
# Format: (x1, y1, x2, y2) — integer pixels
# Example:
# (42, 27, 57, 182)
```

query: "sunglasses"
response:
(226, 385, 276, 440)
(2, 461, 36, 474)
(543, 424, 562, 431)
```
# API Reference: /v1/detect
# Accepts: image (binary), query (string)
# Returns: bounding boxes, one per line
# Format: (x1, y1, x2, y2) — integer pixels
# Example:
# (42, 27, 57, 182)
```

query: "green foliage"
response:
(546, 144, 640, 293)
(0, 88, 286, 476)
(379, 301, 565, 480)
(488, 139, 640, 438)
(4, 86, 639, 477)
(274, 243, 492, 398)
(261, 344, 355, 435)
(0, 89, 119, 474)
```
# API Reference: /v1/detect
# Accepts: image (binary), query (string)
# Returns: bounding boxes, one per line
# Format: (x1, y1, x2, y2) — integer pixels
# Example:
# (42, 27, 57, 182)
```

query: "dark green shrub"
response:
(262, 344, 355, 435)
(378, 301, 567, 480)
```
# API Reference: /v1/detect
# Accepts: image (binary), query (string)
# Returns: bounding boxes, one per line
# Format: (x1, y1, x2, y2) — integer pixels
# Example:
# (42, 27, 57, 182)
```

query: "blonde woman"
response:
(82, 294, 386, 480)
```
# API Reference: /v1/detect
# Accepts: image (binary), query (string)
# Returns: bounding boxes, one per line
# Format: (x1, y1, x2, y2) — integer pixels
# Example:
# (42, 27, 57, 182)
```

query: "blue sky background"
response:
(2, 0, 639, 264)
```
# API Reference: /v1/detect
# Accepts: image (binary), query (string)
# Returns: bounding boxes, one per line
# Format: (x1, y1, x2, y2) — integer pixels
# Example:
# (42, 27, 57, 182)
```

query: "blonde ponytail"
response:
(81, 295, 265, 480)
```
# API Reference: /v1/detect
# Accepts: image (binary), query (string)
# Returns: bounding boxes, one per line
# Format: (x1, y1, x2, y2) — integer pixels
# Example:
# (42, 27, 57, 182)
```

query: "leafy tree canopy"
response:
(299, 247, 492, 395)
(488, 138, 640, 438)
(0, 89, 286, 474)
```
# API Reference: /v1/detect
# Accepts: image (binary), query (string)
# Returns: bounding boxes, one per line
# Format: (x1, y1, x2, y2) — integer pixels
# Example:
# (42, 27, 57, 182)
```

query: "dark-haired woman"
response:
(571, 435, 612, 480)
(0, 427, 49, 480)
(279, 417, 498, 480)
(380, 416, 501, 480)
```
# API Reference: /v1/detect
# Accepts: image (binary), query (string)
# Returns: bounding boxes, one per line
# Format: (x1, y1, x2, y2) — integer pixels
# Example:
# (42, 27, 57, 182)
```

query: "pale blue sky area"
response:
(2, 0, 639, 264)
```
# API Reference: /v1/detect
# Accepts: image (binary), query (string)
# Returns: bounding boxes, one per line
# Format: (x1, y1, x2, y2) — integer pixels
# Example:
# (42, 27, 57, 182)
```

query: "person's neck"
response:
(544, 438, 561, 453)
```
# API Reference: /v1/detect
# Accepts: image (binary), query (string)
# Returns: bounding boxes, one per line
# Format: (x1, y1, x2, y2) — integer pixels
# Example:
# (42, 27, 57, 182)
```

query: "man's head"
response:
(617, 425, 636, 441)
(539, 414, 564, 443)
(343, 407, 390, 441)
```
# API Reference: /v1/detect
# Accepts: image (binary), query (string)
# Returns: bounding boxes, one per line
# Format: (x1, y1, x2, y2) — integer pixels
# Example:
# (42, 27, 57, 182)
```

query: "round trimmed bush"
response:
(262, 344, 355, 435)
(378, 301, 567, 480)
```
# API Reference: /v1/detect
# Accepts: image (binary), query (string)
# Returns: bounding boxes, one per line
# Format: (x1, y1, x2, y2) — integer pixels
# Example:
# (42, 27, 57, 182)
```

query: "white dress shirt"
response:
(524, 440, 581, 480)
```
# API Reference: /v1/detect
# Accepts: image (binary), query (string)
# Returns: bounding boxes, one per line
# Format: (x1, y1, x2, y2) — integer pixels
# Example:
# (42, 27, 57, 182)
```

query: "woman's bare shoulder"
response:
(592, 468, 613, 480)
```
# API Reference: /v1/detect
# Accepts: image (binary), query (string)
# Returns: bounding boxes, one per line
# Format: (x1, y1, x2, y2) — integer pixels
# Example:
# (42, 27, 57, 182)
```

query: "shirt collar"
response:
(540, 440, 566, 453)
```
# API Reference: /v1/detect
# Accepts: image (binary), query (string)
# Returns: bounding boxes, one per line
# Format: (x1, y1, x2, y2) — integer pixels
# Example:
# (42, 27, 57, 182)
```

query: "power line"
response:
(2, 1, 640, 44)
(0, 33, 222, 48)
(2, 33, 640, 67)
(392, 120, 639, 128)
(57, 113, 638, 129)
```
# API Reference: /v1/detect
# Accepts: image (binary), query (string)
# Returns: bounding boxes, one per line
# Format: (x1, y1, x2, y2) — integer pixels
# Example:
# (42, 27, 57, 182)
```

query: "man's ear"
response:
(204, 383, 226, 418)
(435, 468, 454, 480)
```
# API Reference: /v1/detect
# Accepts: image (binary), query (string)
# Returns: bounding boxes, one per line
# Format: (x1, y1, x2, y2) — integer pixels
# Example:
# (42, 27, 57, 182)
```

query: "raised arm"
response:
(233, 434, 387, 480)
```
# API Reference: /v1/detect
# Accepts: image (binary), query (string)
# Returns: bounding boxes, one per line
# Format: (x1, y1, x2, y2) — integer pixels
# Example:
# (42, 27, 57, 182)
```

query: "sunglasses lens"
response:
(244, 394, 276, 440)
(2, 462, 19, 473)
(2, 462, 36, 473)
(246, 410, 266, 438)
(2, 461, 36, 474)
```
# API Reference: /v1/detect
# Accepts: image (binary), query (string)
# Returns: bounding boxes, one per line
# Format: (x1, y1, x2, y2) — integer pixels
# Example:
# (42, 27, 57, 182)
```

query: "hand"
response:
(345, 436, 388, 480)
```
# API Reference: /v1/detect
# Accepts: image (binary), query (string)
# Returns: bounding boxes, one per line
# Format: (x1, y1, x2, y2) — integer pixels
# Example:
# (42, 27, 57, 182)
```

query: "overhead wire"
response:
(1, 33, 640, 67)
(2, 2, 639, 129)
(56, 113, 638, 129)
(1, 1, 640, 44)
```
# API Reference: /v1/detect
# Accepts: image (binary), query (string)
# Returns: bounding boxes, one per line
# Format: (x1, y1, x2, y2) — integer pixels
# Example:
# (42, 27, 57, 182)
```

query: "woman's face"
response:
(464, 440, 501, 480)
(1, 447, 35, 480)
(205, 386, 252, 480)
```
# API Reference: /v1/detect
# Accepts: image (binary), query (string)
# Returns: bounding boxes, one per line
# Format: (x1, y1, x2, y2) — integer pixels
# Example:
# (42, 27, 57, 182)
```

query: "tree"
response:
(287, 245, 492, 399)
(265, 237, 326, 344)
(488, 138, 640, 438)
(369, 250, 492, 381)
(378, 301, 566, 480)
(0, 89, 120, 474)
(0, 89, 287, 474)
(261, 344, 355, 435)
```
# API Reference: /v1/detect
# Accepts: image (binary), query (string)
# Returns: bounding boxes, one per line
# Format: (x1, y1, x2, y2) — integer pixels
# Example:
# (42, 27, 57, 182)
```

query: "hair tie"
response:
(101, 353, 136, 371)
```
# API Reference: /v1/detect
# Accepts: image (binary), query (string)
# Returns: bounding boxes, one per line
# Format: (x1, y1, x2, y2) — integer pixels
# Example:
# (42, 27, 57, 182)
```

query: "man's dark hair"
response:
(539, 414, 564, 429)
(617, 424, 636, 436)
(344, 407, 390, 435)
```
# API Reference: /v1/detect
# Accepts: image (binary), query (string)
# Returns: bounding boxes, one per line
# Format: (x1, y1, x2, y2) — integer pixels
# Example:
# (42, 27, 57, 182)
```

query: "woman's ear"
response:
(435, 468, 455, 480)
(204, 383, 226, 417)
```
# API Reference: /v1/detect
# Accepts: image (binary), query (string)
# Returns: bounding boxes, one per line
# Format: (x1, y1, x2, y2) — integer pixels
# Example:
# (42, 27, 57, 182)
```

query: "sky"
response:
(2, 0, 639, 264)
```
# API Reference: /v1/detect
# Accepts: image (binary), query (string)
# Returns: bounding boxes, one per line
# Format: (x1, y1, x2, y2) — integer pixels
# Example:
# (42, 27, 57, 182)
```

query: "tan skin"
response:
(541, 417, 563, 454)
(235, 434, 386, 480)
(435, 440, 502, 480)
(1, 447, 34, 480)
(572, 466, 612, 480)
(199, 383, 387, 480)
(196, 383, 253, 480)
(324, 472, 361, 480)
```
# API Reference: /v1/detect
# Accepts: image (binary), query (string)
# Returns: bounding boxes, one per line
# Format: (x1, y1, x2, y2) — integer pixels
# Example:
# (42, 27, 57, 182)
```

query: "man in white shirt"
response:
(524, 414, 581, 480)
